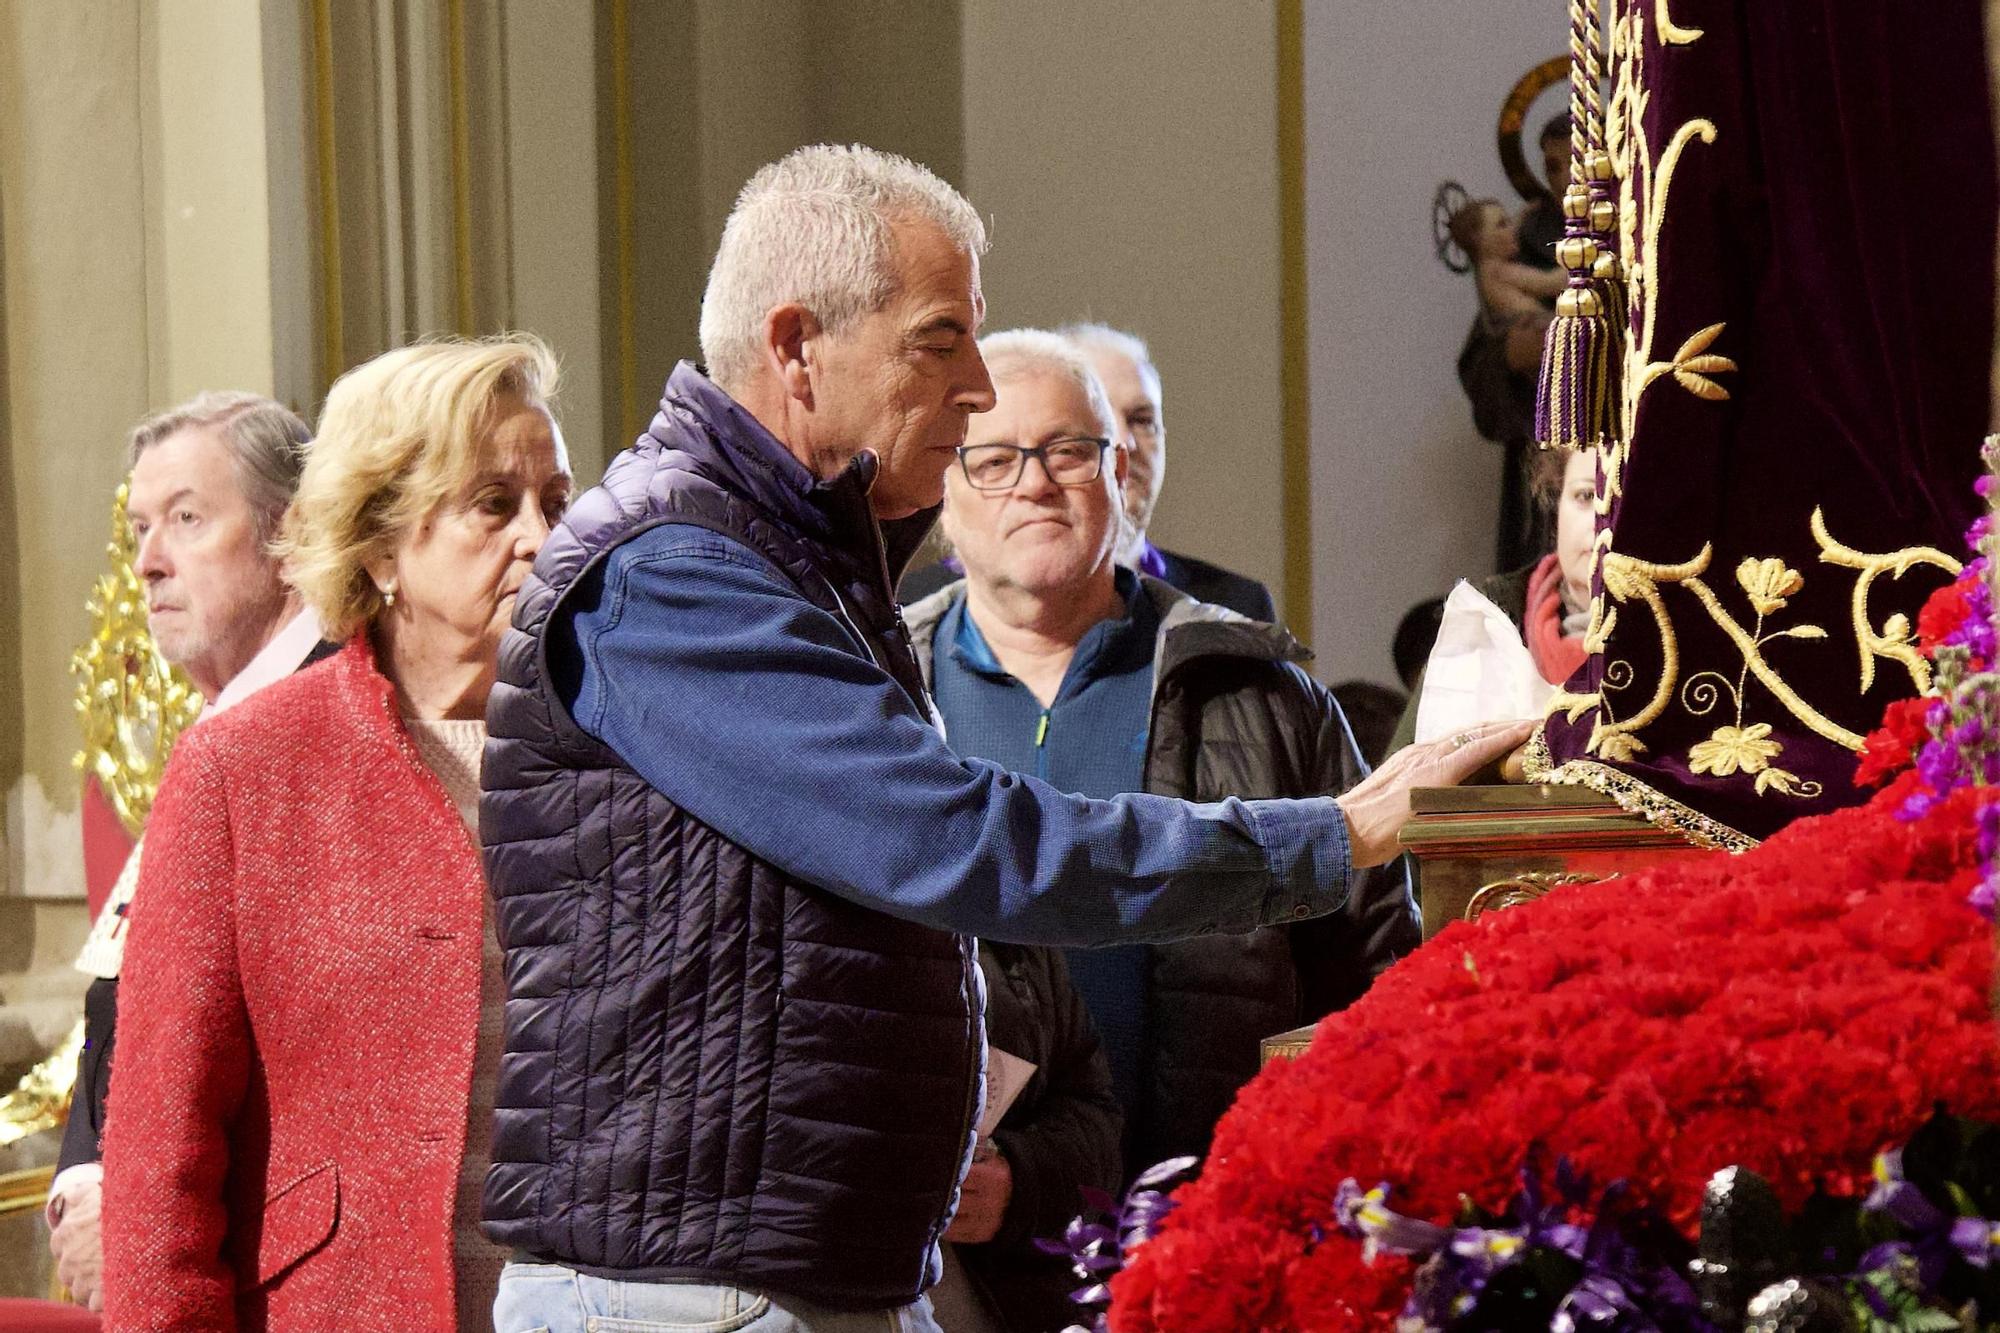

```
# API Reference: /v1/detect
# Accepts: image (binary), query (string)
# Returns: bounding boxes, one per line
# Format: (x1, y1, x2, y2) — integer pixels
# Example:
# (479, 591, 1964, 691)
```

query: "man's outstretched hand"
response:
(1334, 719, 1538, 867)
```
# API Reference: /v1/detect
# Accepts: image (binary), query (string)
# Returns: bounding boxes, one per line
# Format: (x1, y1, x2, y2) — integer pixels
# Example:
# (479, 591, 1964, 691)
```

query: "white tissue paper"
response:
(1412, 580, 1552, 744)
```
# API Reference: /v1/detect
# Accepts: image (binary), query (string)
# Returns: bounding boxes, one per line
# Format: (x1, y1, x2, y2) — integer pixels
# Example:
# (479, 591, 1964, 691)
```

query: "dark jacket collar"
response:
(659, 361, 939, 583)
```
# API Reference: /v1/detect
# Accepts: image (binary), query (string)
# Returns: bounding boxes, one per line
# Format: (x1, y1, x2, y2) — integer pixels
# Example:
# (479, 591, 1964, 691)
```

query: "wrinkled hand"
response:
(942, 1151, 1013, 1245)
(49, 1177, 104, 1312)
(1334, 719, 1537, 868)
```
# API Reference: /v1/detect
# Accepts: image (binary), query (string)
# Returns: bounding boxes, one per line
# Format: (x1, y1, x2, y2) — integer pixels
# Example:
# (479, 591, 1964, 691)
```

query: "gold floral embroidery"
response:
(1669, 555, 1832, 797)
(1735, 557, 1802, 615)
(1591, 728, 1647, 763)
(1539, 2, 1931, 833)
(1679, 569, 1849, 752)
(1752, 766, 1815, 798)
(1688, 723, 1780, 776)
(1635, 321, 1737, 402)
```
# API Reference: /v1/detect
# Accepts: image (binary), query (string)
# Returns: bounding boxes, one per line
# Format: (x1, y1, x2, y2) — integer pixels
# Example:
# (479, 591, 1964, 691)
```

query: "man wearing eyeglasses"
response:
(905, 329, 1417, 1211)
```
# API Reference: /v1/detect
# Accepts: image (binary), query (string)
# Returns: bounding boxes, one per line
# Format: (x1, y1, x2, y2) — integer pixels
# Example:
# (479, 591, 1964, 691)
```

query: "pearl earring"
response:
(382, 585, 398, 608)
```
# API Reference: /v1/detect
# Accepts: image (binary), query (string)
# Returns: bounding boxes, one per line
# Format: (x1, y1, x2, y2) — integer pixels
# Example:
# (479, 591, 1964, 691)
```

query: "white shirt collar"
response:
(199, 607, 328, 722)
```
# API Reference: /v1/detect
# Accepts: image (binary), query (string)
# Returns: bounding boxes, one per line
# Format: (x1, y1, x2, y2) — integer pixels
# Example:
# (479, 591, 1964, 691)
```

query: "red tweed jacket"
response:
(101, 639, 486, 1332)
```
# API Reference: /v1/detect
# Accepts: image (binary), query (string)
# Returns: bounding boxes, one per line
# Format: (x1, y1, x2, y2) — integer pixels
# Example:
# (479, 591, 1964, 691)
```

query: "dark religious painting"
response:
(1530, 0, 1995, 846)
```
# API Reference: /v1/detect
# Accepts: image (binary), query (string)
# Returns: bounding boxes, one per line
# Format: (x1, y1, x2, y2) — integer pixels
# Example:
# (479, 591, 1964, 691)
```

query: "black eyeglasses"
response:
(955, 437, 1111, 491)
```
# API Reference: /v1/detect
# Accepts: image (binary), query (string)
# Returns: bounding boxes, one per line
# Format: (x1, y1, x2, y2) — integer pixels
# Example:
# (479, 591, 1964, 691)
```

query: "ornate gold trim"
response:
(1465, 871, 1601, 921)
(1524, 727, 1758, 851)
(0, 1020, 82, 1151)
(1276, 0, 1314, 644)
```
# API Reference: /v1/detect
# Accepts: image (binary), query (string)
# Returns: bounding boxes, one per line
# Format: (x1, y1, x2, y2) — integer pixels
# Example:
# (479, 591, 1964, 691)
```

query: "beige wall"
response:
(960, 0, 1288, 613)
(0, 2, 156, 899)
(146, 0, 279, 404)
(0, 1, 295, 899)
(606, 0, 964, 454)
(505, 0, 606, 480)
(1303, 0, 1567, 685)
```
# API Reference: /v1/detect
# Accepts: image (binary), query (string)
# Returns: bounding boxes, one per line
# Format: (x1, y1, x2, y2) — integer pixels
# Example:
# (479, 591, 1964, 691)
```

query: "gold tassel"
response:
(1536, 0, 1626, 450)
(1536, 152, 1625, 449)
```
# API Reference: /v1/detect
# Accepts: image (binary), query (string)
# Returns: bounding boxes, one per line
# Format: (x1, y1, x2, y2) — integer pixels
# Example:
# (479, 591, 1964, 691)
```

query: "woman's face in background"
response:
(1556, 447, 1597, 607)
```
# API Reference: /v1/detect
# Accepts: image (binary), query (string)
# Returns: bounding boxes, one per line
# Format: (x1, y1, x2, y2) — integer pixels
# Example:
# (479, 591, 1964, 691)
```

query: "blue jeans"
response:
(492, 1262, 944, 1333)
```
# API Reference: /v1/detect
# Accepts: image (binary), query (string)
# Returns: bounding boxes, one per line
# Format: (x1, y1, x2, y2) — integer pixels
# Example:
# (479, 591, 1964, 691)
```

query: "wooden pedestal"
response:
(1260, 783, 1715, 1066)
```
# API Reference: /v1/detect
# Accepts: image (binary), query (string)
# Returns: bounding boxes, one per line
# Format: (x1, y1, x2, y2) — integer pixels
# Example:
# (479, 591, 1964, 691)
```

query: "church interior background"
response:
(2, 0, 1997, 1321)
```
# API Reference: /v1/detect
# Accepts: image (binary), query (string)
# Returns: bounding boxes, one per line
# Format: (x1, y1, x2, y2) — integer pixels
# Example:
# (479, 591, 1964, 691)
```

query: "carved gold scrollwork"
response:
(1464, 871, 1605, 922)
(70, 483, 202, 836)
(0, 1020, 83, 1149)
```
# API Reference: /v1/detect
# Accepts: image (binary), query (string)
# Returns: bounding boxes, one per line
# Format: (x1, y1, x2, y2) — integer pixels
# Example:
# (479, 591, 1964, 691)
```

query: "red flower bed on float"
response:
(1105, 773, 2000, 1333)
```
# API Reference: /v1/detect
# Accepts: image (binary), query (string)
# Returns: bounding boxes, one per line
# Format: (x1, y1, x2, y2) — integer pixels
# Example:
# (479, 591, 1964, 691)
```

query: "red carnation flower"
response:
(1916, 580, 1973, 654)
(1854, 696, 1935, 786)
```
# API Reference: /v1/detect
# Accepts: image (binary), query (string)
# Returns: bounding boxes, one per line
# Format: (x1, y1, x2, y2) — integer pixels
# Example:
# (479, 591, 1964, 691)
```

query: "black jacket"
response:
(1151, 545, 1275, 623)
(955, 942, 1122, 1332)
(908, 578, 1419, 1175)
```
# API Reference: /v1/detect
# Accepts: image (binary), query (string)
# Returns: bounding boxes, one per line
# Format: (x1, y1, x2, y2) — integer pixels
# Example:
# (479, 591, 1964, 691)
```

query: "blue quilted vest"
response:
(480, 363, 981, 1309)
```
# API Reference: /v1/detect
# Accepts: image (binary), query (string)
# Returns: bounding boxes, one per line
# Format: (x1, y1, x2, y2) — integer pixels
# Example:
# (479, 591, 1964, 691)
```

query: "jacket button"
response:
(1292, 903, 1312, 919)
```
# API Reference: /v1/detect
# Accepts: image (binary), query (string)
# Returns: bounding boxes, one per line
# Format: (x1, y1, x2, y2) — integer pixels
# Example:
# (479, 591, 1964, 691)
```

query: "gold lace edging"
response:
(1523, 728, 1759, 852)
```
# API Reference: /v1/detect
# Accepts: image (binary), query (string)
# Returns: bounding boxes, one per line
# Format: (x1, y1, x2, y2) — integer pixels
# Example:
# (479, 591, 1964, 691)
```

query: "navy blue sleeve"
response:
(558, 524, 1354, 947)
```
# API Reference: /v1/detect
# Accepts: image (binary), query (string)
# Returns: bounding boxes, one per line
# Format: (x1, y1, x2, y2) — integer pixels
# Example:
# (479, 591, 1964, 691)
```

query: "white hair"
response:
(1059, 322, 1161, 400)
(977, 328, 1118, 439)
(698, 144, 988, 392)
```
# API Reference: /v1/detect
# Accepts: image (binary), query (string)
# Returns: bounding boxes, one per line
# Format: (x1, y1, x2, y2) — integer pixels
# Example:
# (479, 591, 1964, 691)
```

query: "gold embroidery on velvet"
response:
(1810, 506, 1964, 695)
(1672, 558, 1831, 797)
(1653, 0, 1704, 47)
(1630, 120, 1724, 427)
(1680, 567, 1855, 752)
(1583, 545, 1712, 754)
(1523, 727, 1757, 851)
(1637, 321, 1736, 401)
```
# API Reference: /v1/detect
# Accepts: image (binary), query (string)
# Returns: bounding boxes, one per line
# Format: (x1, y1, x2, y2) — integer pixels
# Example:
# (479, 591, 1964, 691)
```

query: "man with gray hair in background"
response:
(46, 392, 329, 1312)
(1064, 322, 1276, 622)
(901, 322, 1278, 623)
(481, 143, 1525, 1333)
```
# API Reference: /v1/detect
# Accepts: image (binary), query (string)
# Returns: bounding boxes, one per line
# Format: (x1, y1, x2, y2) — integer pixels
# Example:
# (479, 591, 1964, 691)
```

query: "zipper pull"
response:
(1035, 712, 1050, 747)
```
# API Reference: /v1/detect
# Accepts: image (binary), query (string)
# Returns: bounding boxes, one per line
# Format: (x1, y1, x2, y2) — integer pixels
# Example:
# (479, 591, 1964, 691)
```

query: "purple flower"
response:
(1949, 1217, 2000, 1269)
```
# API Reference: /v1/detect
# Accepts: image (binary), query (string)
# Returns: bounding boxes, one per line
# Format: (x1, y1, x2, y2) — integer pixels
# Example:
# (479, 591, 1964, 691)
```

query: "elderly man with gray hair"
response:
(902, 322, 1277, 622)
(481, 143, 1526, 1333)
(46, 392, 329, 1312)
(1062, 322, 1275, 622)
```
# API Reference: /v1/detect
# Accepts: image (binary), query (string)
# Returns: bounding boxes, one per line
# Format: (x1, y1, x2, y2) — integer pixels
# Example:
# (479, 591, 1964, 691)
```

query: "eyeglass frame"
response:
(952, 435, 1115, 492)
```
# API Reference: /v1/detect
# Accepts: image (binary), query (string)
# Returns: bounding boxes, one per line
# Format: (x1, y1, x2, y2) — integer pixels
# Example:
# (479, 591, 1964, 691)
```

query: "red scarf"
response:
(1526, 553, 1588, 685)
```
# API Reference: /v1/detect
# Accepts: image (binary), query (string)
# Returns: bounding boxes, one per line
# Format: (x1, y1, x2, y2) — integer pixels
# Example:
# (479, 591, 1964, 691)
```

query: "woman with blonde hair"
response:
(101, 335, 571, 1332)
